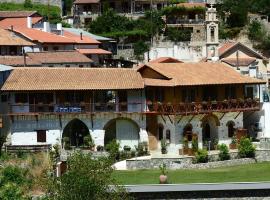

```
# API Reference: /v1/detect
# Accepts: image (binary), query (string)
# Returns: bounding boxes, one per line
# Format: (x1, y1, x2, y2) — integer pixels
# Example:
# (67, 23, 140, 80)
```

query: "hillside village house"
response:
(1, 62, 265, 153)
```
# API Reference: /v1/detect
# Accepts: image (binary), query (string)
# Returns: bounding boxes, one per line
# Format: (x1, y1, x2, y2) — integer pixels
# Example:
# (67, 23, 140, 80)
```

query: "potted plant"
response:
(183, 136, 189, 155)
(83, 135, 94, 150)
(230, 134, 237, 149)
(213, 138, 219, 150)
(63, 137, 71, 150)
(161, 139, 167, 154)
(159, 163, 168, 184)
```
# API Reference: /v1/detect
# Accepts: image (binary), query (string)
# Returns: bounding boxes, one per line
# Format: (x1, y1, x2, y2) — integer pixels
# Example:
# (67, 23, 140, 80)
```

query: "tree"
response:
(218, 0, 249, 27)
(23, 0, 33, 8)
(134, 41, 149, 61)
(46, 152, 129, 200)
(248, 20, 265, 42)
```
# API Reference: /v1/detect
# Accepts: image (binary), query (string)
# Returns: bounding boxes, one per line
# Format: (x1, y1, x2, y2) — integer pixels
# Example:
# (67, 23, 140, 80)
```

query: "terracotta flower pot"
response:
(159, 175, 168, 184)
(230, 144, 237, 149)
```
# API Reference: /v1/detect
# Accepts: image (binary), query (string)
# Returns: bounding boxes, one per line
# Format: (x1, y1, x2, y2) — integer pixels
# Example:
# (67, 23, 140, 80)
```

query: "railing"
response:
(8, 102, 140, 114)
(166, 19, 205, 25)
(146, 99, 260, 115)
(8, 99, 260, 115)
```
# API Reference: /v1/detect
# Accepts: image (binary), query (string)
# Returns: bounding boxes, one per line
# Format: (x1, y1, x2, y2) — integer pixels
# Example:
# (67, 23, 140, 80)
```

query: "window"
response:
(53, 46, 59, 51)
(203, 86, 217, 101)
(37, 130, 46, 142)
(15, 93, 28, 103)
(1, 95, 7, 102)
(43, 46, 48, 51)
(245, 86, 254, 99)
(79, 65, 84, 68)
(182, 88, 196, 102)
(225, 85, 236, 99)
(65, 65, 70, 68)
(158, 124, 164, 141)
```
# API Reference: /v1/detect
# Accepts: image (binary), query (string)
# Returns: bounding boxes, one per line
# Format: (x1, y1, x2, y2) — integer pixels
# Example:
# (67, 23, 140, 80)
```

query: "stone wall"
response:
(1, 0, 62, 9)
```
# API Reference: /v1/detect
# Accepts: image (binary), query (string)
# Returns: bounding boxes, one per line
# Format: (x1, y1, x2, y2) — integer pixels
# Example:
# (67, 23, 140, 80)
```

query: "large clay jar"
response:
(159, 175, 168, 184)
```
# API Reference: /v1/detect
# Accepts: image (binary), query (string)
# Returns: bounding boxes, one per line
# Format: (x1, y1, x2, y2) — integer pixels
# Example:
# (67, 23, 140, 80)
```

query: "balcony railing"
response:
(166, 19, 205, 25)
(8, 98, 260, 116)
(146, 98, 260, 115)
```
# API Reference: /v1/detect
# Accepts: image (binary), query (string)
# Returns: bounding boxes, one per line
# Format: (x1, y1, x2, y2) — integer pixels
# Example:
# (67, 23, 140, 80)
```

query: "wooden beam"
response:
(167, 115, 173, 124)
(234, 112, 241, 119)
(177, 115, 183, 124)
(161, 115, 166, 124)
(219, 113, 226, 121)
(188, 115, 195, 123)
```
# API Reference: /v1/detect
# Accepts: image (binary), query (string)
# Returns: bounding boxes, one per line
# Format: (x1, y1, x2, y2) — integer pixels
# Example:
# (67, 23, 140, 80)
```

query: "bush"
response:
(24, 0, 33, 8)
(83, 135, 94, 149)
(238, 137, 255, 158)
(218, 144, 230, 161)
(0, 183, 26, 200)
(63, 137, 71, 150)
(0, 166, 27, 186)
(105, 139, 120, 161)
(195, 149, 208, 163)
(96, 145, 104, 152)
(136, 142, 149, 156)
(123, 145, 131, 151)
(192, 135, 198, 153)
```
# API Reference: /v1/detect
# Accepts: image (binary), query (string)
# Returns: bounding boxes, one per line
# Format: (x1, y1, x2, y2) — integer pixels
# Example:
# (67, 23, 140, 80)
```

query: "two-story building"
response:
(1, 62, 264, 153)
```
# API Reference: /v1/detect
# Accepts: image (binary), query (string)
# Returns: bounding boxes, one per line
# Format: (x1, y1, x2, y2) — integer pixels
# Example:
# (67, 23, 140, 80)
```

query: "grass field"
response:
(113, 162, 270, 184)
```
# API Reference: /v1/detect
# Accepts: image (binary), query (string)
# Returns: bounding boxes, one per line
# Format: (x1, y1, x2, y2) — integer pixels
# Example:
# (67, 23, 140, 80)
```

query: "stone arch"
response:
(201, 114, 220, 148)
(62, 118, 91, 147)
(104, 118, 140, 149)
(183, 123, 193, 141)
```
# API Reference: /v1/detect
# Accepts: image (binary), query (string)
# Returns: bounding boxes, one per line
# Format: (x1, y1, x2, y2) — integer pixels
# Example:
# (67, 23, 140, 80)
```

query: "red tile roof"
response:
(0, 56, 41, 67)
(222, 57, 257, 67)
(149, 57, 183, 64)
(138, 63, 265, 86)
(218, 42, 237, 57)
(1, 68, 144, 91)
(0, 11, 39, 18)
(12, 28, 76, 44)
(76, 48, 112, 55)
(27, 51, 93, 64)
(0, 28, 34, 46)
(177, 2, 206, 8)
(63, 31, 100, 44)
(0, 17, 43, 29)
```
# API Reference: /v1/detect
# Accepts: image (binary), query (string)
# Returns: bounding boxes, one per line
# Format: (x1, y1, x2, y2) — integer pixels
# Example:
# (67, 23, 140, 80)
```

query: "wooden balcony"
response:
(146, 99, 260, 115)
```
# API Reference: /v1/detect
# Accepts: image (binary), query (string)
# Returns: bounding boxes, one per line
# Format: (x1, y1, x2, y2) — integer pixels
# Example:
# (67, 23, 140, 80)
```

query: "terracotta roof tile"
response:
(0, 29, 34, 46)
(76, 48, 112, 55)
(0, 11, 38, 18)
(0, 17, 43, 29)
(63, 31, 100, 44)
(149, 57, 183, 64)
(218, 42, 237, 56)
(139, 62, 265, 86)
(222, 57, 256, 67)
(0, 56, 41, 66)
(1, 68, 144, 91)
(27, 51, 93, 64)
(12, 28, 76, 44)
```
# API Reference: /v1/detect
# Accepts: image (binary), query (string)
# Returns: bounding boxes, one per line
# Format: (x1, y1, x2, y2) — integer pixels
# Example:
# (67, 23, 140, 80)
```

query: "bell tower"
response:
(206, 1, 219, 60)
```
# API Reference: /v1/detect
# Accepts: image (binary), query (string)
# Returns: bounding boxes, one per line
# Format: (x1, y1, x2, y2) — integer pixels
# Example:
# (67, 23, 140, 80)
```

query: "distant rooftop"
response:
(0, 11, 39, 18)
(63, 28, 114, 41)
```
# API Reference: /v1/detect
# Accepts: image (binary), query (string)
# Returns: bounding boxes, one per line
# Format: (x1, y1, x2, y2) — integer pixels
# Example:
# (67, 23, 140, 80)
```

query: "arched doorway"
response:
(104, 118, 140, 149)
(201, 114, 220, 149)
(183, 124, 193, 141)
(62, 119, 90, 147)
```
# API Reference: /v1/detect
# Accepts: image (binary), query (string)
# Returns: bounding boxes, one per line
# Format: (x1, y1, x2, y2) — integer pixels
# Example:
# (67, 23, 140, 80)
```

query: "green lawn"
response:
(113, 162, 270, 184)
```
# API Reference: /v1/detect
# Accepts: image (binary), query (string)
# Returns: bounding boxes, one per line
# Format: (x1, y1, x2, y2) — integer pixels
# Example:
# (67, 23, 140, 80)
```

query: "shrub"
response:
(123, 145, 131, 151)
(83, 135, 94, 148)
(63, 137, 71, 150)
(136, 142, 149, 156)
(96, 145, 104, 152)
(195, 149, 208, 163)
(105, 139, 120, 161)
(218, 144, 230, 161)
(159, 163, 168, 175)
(1, 166, 27, 186)
(0, 183, 26, 200)
(161, 139, 167, 154)
(192, 135, 198, 153)
(238, 137, 255, 158)
(24, 0, 33, 8)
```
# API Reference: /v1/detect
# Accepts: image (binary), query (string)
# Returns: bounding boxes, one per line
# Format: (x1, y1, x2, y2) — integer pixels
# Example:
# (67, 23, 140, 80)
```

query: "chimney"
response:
(43, 22, 51, 32)
(57, 23, 63, 35)
(27, 17, 32, 28)
(10, 25, 13, 31)
(80, 32, 83, 40)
